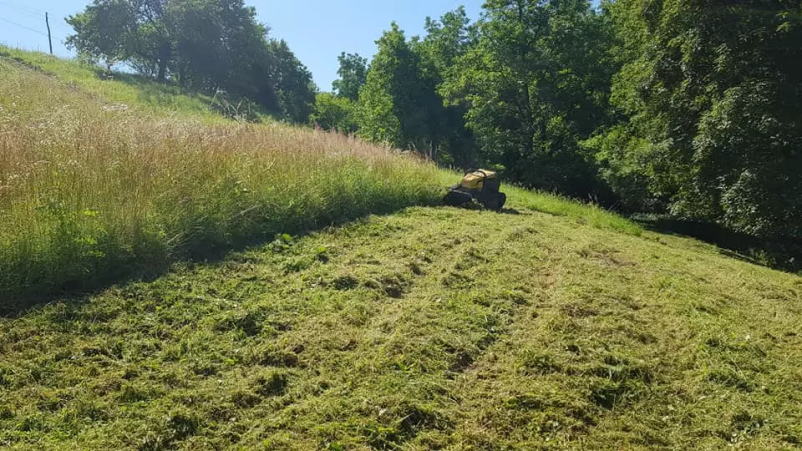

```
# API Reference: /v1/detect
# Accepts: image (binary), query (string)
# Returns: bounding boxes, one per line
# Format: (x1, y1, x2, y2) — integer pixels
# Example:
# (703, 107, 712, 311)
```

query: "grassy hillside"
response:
(0, 51, 441, 304)
(0, 46, 241, 122)
(1, 49, 801, 450)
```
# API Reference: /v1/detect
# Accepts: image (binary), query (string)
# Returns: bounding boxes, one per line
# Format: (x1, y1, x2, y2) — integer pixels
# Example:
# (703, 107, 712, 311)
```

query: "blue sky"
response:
(0, 0, 484, 90)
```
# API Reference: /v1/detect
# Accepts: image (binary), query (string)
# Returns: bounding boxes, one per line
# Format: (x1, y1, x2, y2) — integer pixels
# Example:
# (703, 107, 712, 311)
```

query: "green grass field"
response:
(1, 49, 801, 450)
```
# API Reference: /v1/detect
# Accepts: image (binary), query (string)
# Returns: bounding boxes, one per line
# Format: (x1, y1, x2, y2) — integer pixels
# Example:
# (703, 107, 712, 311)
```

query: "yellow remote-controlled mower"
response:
(444, 169, 507, 212)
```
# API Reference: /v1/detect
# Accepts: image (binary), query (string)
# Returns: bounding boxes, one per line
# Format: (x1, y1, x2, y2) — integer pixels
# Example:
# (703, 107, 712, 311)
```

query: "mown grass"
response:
(0, 55, 441, 306)
(0, 205, 799, 449)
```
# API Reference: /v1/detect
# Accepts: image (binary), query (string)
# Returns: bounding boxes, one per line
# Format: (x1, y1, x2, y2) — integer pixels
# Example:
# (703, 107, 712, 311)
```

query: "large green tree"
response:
(414, 7, 479, 167)
(356, 23, 442, 153)
(66, 0, 174, 81)
(167, 0, 267, 93)
(445, 0, 615, 197)
(66, 0, 316, 123)
(67, 0, 267, 86)
(599, 0, 802, 237)
(332, 52, 368, 102)
(265, 39, 317, 124)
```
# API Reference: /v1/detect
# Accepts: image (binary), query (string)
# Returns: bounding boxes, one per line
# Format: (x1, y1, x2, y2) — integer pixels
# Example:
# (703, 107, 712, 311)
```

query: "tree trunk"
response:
(178, 62, 187, 90)
(156, 41, 171, 83)
(157, 60, 167, 83)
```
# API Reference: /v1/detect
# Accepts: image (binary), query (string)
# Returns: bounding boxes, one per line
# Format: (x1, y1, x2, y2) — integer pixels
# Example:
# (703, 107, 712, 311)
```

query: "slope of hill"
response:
(0, 50, 441, 303)
(0, 46, 245, 122)
(0, 49, 800, 450)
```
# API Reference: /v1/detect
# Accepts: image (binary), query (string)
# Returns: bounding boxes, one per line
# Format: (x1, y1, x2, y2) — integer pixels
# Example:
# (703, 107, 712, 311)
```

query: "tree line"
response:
(67, 0, 802, 241)
(320, 0, 802, 241)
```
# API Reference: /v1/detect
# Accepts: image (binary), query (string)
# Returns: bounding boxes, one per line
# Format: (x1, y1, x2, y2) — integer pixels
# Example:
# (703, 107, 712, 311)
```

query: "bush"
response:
(311, 93, 358, 134)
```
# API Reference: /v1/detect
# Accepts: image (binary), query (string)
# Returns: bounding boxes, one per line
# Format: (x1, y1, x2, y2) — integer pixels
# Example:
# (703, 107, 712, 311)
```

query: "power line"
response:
(0, 9, 68, 44)
(0, 16, 49, 37)
(0, 7, 40, 21)
(1, 1, 74, 32)
(0, 0, 45, 15)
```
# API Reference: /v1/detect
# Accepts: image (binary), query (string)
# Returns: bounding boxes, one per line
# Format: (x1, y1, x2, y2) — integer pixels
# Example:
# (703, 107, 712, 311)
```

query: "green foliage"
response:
(64, 0, 146, 68)
(167, 0, 267, 93)
(66, 0, 316, 124)
(265, 39, 317, 123)
(696, 82, 802, 237)
(444, 0, 616, 198)
(414, 7, 479, 167)
(356, 23, 443, 153)
(311, 93, 357, 133)
(66, 0, 265, 85)
(584, 125, 662, 213)
(332, 52, 368, 102)
(355, 73, 401, 146)
(600, 0, 802, 238)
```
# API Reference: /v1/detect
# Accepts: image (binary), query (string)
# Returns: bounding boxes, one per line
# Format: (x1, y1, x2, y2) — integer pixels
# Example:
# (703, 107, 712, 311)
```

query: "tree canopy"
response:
(355, 23, 442, 152)
(332, 52, 368, 102)
(596, 0, 802, 238)
(66, 0, 316, 123)
(343, 0, 802, 240)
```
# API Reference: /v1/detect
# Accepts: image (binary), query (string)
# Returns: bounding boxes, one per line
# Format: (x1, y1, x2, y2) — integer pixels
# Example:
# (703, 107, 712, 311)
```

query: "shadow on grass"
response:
(0, 262, 166, 319)
(636, 216, 802, 274)
(98, 71, 213, 107)
(99, 70, 269, 121)
(0, 203, 442, 318)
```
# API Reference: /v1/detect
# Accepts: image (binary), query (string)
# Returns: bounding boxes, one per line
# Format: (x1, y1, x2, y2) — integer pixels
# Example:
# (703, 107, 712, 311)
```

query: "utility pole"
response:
(45, 12, 53, 55)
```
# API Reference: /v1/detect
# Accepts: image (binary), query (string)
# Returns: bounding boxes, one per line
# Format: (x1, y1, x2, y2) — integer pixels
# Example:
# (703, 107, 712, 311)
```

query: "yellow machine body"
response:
(459, 170, 496, 190)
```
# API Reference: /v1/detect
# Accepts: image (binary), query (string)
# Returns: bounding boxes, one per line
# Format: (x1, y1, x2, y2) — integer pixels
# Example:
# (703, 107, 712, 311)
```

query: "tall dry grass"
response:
(0, 59, 441, 304)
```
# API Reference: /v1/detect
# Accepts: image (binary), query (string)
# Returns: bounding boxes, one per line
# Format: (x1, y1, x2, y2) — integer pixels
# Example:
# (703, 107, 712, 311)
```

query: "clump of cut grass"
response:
(0, 58, 442, 305)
